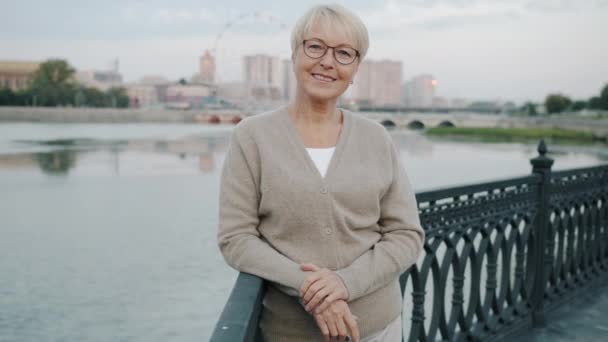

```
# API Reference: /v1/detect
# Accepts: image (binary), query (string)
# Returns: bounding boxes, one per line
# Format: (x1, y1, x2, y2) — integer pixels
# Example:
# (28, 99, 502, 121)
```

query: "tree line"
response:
(0, 59, 129, 108)
(522, 83, 608, 115)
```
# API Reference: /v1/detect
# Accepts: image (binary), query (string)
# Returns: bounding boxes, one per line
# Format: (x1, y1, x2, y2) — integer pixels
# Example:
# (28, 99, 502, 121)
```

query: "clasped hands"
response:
(299, 263, 360, 342)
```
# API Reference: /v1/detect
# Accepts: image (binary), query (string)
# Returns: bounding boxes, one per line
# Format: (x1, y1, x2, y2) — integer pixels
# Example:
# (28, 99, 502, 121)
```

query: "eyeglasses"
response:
(302, 39, 359, 65)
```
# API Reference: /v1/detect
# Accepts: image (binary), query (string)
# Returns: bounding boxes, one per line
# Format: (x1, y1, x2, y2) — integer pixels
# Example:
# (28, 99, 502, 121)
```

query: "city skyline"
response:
(2, 0, 608, 102)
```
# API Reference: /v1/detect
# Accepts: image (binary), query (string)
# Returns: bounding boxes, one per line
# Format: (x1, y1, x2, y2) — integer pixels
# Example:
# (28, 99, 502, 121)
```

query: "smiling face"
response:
(292, 22, 360, 103)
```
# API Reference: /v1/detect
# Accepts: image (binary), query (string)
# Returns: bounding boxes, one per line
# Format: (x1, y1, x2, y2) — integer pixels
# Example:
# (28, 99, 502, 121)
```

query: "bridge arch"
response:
(381, 119, 396, 128)
(407, 120, 425, 130)
(438, 120, 455, 128)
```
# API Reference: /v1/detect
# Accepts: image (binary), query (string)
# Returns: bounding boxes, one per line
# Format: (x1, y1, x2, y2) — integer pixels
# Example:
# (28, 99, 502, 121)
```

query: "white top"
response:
(305, 147, 335, 178)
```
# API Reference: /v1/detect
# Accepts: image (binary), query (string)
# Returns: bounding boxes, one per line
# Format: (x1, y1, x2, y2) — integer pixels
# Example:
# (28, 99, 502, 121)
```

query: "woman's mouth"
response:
(311, 73, 336, 83)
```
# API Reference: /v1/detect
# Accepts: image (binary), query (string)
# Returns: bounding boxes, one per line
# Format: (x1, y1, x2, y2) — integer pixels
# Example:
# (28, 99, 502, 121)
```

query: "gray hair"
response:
(290, 4, 369, 62)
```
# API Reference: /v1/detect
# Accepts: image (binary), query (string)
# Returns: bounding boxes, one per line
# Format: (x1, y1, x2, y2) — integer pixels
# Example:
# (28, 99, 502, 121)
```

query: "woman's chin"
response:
(302, 88, 344, 103)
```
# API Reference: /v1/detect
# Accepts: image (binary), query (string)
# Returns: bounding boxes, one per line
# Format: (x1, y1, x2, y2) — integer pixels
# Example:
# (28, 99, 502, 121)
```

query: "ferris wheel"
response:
(211, 11, 289, 83)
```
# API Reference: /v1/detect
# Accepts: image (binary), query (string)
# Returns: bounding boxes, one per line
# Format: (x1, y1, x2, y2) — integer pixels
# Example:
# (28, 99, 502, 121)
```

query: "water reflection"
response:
(0, 126, 606, 182)
(0, 132, 230, 176)
(35, 150, 77, 175)
(390, 130, 434, 156)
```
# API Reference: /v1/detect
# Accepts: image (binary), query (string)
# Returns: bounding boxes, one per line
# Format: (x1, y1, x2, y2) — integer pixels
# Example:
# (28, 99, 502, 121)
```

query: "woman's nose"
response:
(319, 48, 336, 69)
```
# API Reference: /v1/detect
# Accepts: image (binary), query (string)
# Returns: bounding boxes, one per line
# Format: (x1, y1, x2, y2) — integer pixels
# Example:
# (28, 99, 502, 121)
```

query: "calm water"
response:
(0, 122, 606, 342)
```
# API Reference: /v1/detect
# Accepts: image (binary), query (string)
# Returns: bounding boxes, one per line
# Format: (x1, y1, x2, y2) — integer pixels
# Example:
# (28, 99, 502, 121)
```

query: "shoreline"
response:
(0, 106, 245, 124)
(425, 126, 607, 144)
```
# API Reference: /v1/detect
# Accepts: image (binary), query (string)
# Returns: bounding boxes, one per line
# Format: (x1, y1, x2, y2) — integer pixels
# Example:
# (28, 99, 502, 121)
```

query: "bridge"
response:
(360, 112, 501, 129)
(359, 112, 608, 138)
(210, 140, 608, 342)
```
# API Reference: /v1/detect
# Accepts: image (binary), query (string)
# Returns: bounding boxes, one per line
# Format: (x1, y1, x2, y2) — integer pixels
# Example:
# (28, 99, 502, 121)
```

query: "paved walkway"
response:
(515, 277, 608, 341)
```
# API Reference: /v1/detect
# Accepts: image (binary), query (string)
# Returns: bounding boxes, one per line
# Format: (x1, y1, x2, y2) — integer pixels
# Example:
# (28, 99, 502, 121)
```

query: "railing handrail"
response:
(210, 143, 608, 342)
(415, 174, 541, 204)
(209, 273, 266, 342)
(551, 163, 608, 178)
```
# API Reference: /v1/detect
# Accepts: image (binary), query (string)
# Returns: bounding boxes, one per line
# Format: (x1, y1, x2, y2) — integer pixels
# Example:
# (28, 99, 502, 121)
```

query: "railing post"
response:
(529, 139, 554, 327)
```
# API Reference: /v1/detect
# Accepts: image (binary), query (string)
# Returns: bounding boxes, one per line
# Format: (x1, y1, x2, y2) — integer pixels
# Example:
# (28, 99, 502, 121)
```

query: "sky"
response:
(2, 0, 607, 103)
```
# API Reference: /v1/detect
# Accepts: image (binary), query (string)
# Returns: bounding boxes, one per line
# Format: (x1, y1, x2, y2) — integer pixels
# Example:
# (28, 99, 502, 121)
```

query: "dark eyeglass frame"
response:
(302, 39, 360, 65)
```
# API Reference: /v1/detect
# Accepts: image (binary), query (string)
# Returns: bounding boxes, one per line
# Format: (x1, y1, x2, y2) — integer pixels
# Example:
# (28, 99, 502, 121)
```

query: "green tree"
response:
(29, 59, 77, 106)
(81, 87, 106, 107)
(105, 87, 129, 108)
(0, 88, 15, 105)
(570, 100, 587, 111)
(521, 102, 537, 116)
(545, 94, 572, 114)
(600, 83, 608, 110)
(0, 88, 33, 106)
(588, 96, 602, 110)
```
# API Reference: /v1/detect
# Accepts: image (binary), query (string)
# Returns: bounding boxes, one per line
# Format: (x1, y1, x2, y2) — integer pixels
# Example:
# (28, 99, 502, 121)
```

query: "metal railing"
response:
(210, 140, 608, 341)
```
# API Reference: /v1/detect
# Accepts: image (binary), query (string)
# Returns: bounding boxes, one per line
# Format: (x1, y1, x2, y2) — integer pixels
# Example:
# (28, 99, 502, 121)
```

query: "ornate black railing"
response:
(210, 140, 608, 342)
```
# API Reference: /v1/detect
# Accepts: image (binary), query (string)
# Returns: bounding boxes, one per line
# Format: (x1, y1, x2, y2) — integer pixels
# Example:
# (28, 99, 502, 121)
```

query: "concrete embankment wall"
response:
(0, 106, 242, 123)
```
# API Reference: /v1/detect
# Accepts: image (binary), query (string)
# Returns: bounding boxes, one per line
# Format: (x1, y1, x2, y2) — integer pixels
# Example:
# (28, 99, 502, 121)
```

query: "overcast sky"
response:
(2, 0, 607, 102)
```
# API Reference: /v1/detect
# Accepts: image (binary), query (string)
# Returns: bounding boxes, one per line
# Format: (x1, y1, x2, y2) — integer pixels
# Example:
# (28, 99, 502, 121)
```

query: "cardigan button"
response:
(324, 227, 332, 235)
(320, 187, 328, 194)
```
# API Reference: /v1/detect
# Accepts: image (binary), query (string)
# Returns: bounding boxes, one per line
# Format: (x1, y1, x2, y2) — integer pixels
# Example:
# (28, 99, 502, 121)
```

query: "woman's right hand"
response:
(313, 299, 359, 342)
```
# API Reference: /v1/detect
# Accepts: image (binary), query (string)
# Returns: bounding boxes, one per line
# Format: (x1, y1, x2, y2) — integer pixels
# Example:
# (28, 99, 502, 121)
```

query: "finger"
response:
(336, 315, 348, 341)
(305, 288, 329, 312)
(303, 280, 325, 303)
(326, 314, 339, 340)
(314, 315, 331, 342)
(300, 272, 322, 297)
(300, 263, 320, 272)
(344, 314, 360, 342)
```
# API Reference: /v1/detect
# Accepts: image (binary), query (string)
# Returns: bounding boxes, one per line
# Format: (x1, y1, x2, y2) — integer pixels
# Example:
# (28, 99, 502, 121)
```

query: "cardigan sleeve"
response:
(336, 133, 425, 301)
(217, 127, 307, 297)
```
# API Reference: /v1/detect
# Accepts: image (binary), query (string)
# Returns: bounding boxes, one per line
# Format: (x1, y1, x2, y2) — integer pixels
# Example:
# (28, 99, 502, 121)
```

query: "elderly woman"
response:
(218, 4, 424, 342)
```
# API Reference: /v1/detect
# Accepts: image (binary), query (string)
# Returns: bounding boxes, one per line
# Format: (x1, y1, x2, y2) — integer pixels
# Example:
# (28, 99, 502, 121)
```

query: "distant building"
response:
(467, 100, 501, 112)
(402, 74, 436, 108)
(0, 61, 40, 91)
(165, 84, 214, 109)
(216, 82, 248, 105)
(126, 84, 160, 108)
(282, 59, 297, 102)
(450, 98, 471, 109)
(502, 101, 517, 113)
(350, 59, 402, 106)
(192, 50, 215, 84)
(200, 50, 215, 83)
(126, 75, 170, 106)
(76, 70, 123, 91)
(139, 75, 169, 85)
(243, 54, 281, 88)
(243, 54, 282, 102)
(401, 82, 413, 107)
(432, 96, 449, 108)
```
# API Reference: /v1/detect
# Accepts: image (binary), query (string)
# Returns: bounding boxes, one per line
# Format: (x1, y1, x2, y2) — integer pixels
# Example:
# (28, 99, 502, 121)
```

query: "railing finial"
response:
(537, 139, 547, 156)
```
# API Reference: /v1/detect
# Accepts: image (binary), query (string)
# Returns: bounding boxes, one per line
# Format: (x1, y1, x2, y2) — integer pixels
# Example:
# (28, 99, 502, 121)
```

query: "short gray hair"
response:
(290, 4, 369, 62)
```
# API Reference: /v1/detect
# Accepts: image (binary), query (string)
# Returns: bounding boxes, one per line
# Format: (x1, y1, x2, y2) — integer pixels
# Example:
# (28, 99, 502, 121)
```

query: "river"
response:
(0, 122, 606, 341)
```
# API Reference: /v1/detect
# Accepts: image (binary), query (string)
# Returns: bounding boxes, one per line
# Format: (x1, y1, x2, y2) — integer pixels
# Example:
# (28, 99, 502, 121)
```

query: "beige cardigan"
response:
(217, 106, 425, 341)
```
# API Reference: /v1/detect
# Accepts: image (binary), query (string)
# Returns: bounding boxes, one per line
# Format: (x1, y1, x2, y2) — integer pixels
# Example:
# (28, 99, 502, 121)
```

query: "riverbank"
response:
(0, 106, 244, 123)
(425, 126, 606, 144)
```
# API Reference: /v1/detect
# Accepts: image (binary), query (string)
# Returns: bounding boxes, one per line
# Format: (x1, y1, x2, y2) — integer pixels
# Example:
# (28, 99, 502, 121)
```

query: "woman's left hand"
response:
(300, 263, 349, 314)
